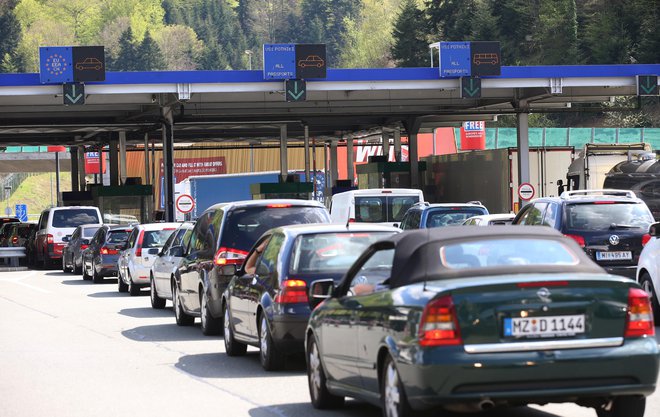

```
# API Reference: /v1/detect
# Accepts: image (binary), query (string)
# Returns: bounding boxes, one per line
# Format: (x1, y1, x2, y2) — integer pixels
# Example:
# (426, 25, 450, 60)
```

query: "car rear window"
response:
(143, 229, 176, 248)
(52, 209, 100, 228)
(426, 207, 488, 228)
(289, 231, 394, 274)
(220, 206, 329, 252)
(565, 202, 653, 231)
(83, 227, 101, 238)
(440, 238, 579, 269)
(355, 196, 420, 223)
(107, 230, 131, 243)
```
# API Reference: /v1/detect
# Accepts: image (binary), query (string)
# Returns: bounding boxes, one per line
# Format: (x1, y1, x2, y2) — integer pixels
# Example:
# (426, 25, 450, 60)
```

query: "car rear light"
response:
(517, 281, 569, 288)
(625, 288, 655, 338)
(564, 234, 585, 248)
(135, 230, 144, 257)
(100, 247, 119, 255)
(418, 295, 462, 346)
(12, 236, 18, 244)
(642, 234, 651, 246)
(47, 234, 54, 244)
(381, 190, 392, 193)
(274, 279, 308, 304)
(348, 218, 356, 223)
(80, 244, 88, 250)
(213, 247, 248, 266)
(267, 204, 292, 208)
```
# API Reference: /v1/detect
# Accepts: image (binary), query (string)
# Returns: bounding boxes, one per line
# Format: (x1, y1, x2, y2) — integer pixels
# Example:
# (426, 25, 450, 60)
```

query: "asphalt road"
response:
(1, 269, 658, 417)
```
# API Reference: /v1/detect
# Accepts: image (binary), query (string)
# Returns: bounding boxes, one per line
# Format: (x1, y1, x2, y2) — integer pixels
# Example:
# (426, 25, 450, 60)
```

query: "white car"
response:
(462, 213, 516, 226)
(149, 221, 194, 309)
(118, 222, 180, 296)
(635, 221, 660, 322)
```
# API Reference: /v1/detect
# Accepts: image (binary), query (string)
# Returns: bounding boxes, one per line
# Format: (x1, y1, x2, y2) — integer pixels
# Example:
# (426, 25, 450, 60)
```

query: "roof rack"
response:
(560, 189, 637, 199)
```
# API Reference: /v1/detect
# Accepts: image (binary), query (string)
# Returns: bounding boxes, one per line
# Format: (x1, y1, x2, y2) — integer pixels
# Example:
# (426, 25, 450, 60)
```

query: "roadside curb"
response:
(0, 266, 29, 272)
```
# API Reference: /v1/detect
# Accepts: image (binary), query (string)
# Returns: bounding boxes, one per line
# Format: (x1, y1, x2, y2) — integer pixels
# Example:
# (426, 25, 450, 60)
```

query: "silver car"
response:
(149, 221, 194, 309)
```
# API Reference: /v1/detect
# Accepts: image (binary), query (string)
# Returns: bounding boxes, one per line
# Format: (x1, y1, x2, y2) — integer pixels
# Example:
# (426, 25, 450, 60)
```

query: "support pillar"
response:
(119, 131, 127, 185)
(393, 128, 402, 162)
(304, 125, 310, 182)
(330, 140, 338, 188)
(162, 107, 175, 222)
(108, 137, 119, 186)
(55, 151, 61, 206)
(346, 134, 354, 185)
(77, 145, 86, 191)
(280, 124, 288, 181)
(144, 133, 150, 185)
(409, 131, 419, 188)
(382, 131, 391, 161)
(70, 145, 80, 192)
(516, 103, 531, 187)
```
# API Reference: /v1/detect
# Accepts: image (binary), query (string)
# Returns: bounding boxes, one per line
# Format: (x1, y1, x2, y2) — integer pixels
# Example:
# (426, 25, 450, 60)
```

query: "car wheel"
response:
(128, 273, 140, 296)
(596, 396, 645, 417)
(173, 283, 194, 326)
(639, 273, 660, 322)
(307, 334, 344, 409)
(92, 261, 103, 284)
(73, 261, 82, 275)
(223, 304, 247, 356)
(259, 314, 284, 371)
(82, 261, 91, 280)
(150, 276, 166, 309)
(117, 271, 128, 293)
(381, 355, 412, 417)
(62, 256, 68, 273)
(200, 290, 222, 335)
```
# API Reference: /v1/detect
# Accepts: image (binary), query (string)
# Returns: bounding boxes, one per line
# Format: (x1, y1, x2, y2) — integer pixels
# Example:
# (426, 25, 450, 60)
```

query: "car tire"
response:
(381, 355, 413, 417)
(200, 290, 222, 335)
(259, 314, 284, 371)
(118, 272, 128, 293)
(82, 262, 91, 280)
(596, 396, 645, 417)
(173, 283, 194, 326)
(307, 334, 344, 409)
(62, 256, 68, 273)
(223, 304, 247, 356)
(92, 261, 103, 284)
(639, 273, 660, 322)
(73, 262, 82, 275)
(150, 276, 166, 309)
(128, 273, 140, 296)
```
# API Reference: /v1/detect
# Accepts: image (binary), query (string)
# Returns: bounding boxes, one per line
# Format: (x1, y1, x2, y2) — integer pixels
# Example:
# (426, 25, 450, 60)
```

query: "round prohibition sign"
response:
(176, 194, 195, 213)
(518, 183, 535, 201)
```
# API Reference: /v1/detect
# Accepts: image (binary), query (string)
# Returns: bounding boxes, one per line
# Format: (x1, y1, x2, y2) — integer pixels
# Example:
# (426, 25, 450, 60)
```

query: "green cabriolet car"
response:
(305, 226, 659, 417)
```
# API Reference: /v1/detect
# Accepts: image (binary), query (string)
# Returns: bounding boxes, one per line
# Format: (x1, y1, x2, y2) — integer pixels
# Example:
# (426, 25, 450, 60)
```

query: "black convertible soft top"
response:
(374, 226, 605, 288)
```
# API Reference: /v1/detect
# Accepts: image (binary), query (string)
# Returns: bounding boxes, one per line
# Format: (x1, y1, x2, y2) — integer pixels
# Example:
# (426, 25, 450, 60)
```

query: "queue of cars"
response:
(4, 188, 659, 417)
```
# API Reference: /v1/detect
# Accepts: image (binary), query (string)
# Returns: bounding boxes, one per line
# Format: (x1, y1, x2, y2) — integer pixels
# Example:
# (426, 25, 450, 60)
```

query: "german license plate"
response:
(596, 251, 632, 261)
(503, 315, 585, 337)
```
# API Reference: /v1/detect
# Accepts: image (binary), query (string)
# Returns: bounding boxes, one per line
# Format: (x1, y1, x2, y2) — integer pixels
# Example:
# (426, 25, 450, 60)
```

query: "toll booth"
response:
(356, 160, 426, 189)
(91, 185, 154, 223)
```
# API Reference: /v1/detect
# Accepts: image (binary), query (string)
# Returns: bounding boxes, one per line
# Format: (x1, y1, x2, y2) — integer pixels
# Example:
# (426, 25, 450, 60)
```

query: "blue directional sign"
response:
(439, 42, 471, 78)
(39, 47, 74, 84)
(15, 204, 27, 222)
(263, 44, 296, 80)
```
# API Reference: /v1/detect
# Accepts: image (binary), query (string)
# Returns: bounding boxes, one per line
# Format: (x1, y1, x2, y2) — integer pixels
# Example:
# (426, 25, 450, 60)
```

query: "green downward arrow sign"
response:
(65, 84, 84, 104)
(288, 81, 305, 100)
(641, 77, 656, 94)
(463, 78, 480, 97)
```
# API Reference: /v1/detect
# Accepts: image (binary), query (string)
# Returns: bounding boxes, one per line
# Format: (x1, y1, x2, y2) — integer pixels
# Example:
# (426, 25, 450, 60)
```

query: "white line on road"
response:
(0, 271, 50, 293)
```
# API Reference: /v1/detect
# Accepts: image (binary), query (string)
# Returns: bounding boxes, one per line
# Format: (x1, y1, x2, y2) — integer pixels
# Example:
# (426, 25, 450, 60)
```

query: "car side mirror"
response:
(649, 222, 660, 237)
(393, 223, 399, 228)
(218, 264, 237, 276)
(147, 248, 159, 255)
(62, 236, 70, 242)
(308, 279, 335, 310)
(81, 239, 89, 245)
(169, 245, 184, 258)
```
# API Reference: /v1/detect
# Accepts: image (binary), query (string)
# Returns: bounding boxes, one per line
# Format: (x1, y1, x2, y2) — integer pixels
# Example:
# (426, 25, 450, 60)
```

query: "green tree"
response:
(136, 31, 165, 71)
(113, 27, 139, 71)
(535, 0, 579, 64)
(392, 0, 429, 67)
(0, 0, 21, 71)
(579, 0, 630, 64)
(490, 0, 538, 65)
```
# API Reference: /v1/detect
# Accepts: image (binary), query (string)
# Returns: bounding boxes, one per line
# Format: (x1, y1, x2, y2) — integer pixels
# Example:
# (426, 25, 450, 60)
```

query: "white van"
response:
(329, 188, 424, 227)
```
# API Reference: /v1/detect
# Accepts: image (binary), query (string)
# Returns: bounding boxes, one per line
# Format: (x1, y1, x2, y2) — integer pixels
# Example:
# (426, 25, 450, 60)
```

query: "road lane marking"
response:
(0, 271, 50, 293)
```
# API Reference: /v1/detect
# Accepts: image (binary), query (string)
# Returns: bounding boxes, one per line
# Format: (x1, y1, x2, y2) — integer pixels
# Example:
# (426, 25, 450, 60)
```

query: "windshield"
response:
(440, 238, 579, 269)
(107, 230, 131, 244)
(143, 229, 176, 248)
(52, 209, 100, 228)
(426, 207, 488, 228)
(289, 231, 394, 274)
(565, 202, 653, 230)
(354, 195, 420, 223)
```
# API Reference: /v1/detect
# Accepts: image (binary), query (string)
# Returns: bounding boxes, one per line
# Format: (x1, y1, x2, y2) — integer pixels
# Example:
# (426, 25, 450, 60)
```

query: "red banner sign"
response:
(84, 151, 106, 174)
(460, 121, 486, 150)
(159, 156, 227, 183)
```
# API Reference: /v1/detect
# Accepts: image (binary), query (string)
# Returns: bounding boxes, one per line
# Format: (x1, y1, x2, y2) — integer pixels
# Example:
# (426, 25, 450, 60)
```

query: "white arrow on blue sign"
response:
(15, 204, 28, 222)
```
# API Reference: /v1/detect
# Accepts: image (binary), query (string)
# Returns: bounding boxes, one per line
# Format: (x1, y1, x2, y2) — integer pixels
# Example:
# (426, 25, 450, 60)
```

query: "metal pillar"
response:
(330, 140, 338, 188)
(393, 128, 402, 162)
(409, 131, 419, 188)
(108, 137, 119, 186)
(347, 134, 354, 185)
(280, 124, 288, 181)
(144, 133, 150, 185)
(119, 131, 127, 185)
(162, 107, 175, 222)
(304, 125, 310, 182)
(382, 131, 391, 161)
(70, 145, 80, 192)
(55, 151, 61, 206)
(516, 103, 531, 187)
(77, 145, 86, 191)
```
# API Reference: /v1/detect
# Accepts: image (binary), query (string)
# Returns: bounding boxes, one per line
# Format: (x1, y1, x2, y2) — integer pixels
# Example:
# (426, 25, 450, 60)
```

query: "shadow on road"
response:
(175, 351, 306, 379)
(119, 306, 173, 319)
(88, 291, 124, 298)
(61, 279, 92, 285)
(122, 322, 210, 342)
(248, 402, 565, 417)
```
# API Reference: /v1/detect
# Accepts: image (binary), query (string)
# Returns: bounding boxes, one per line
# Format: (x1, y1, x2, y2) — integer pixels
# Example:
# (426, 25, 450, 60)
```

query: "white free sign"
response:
(176, 194, 195, 213)
(518, 183, 535, 200)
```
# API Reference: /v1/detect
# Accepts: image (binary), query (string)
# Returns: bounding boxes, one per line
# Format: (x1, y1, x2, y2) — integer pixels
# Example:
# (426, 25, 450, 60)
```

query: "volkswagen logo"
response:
(609, 235, 620, 246)
(537, 287, 551, 303)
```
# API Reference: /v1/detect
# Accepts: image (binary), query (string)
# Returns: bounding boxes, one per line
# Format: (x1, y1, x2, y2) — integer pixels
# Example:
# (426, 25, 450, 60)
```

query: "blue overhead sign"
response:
(263, 44, 296, 80)
(39, 47, 74, 84)
(15, 204, 27, 222)
(439, 42, 471, 78)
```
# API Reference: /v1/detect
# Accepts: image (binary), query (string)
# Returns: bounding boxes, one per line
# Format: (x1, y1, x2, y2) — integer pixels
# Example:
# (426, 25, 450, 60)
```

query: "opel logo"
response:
(609, 235, 620, 245)
(537, 287, 551, 303)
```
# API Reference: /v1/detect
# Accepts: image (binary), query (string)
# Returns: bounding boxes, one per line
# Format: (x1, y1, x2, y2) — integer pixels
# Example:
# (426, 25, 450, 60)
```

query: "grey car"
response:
(62, 223, 102, 274)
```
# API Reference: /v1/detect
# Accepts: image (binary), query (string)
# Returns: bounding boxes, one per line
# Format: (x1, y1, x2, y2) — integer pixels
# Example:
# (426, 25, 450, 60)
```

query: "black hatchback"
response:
(513, 189, 654, 278)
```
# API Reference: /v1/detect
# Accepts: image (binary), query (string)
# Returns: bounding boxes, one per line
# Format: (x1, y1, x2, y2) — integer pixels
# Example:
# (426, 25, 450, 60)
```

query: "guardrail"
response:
(0, 247, 26, 267)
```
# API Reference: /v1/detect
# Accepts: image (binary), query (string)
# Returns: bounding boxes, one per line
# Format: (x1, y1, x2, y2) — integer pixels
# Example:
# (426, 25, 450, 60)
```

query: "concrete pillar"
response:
(119, 131, 127, 185)
(70, 145, 80, 192)
(382, 131, 391, 161)
(77, 145, 86, 191)
(347, 135, 354, 185)
(409, 131, 419, 188)
(304, 125, 310, 182)
(144, 133, 150, 185)
(55, 151, 61, 206)
(280, 124, 288, 181)
(393, 128, 402, 162)
(516, 106, 531, 187)
(109, 137, 119, 186)
(162, 106, 175, 222)
(330, 140, 338, 188)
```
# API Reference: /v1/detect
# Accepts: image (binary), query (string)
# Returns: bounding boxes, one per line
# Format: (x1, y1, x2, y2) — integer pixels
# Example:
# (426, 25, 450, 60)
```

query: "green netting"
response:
(618, 128, 642, 143)
(642, 129, 660, 149)
(485, 129, 496, 149)
(567, 128, 591, 148)
(593, 128, 617, 144)
(545, 128, 569, 146)
(3, 146, 23, 152)
(496, 128, 517, 148)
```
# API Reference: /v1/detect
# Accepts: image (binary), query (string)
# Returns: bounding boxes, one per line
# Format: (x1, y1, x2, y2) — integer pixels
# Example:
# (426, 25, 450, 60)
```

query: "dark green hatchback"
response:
(305, 226, 659, 417)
